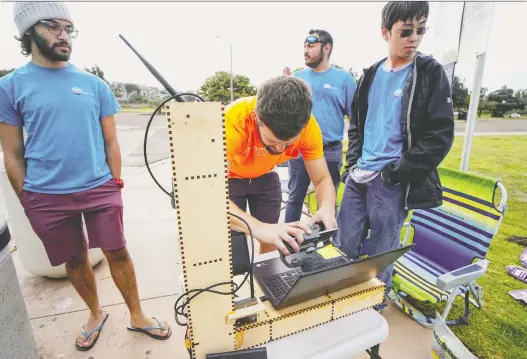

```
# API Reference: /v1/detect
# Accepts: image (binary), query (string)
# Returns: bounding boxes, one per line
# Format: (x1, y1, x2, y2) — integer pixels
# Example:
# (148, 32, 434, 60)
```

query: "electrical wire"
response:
(143, 92, 205, 197)
(173, 212, 255, 327)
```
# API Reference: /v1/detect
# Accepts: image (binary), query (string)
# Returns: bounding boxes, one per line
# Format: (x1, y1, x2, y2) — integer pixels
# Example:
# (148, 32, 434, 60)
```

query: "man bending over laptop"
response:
(226, 76, 337, 256)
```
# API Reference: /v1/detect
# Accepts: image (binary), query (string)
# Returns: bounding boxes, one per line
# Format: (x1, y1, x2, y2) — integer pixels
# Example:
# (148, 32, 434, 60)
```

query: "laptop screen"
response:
(282, 245, 413, 306)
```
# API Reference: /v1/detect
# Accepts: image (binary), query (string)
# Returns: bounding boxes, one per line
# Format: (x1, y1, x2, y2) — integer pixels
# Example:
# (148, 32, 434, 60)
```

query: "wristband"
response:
(114, 178, 124, 188)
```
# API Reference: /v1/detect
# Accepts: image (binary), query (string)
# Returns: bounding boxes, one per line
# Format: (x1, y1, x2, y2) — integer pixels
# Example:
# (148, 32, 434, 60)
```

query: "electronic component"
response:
(226, 297, 265, 326)
(280, 222, 339, 270)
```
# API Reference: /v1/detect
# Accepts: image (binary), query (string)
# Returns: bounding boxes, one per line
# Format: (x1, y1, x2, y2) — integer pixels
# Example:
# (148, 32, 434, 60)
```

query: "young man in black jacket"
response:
(334, 1, 454, 311)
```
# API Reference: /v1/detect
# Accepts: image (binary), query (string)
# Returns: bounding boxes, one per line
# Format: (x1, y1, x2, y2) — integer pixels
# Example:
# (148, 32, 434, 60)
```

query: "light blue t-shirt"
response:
(357, 61, 412, 171)
(0, 62, 121, 194)
(294, 67, 356, 144)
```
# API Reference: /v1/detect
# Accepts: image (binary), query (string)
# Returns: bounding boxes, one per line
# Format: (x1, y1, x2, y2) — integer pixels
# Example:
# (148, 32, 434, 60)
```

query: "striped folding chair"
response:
(388, 166, 508, 328)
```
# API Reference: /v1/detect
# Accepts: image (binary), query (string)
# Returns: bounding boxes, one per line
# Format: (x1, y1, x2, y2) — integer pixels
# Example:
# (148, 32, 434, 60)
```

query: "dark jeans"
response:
(333, 173, 408, 309)
(229, 172, 282, 253)
(285, 142, 343, 222)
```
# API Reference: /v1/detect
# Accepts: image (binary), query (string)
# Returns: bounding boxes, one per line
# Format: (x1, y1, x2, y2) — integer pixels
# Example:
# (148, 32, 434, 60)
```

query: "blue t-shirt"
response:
(294, 67, 356, 144)
(357, 61, 412, 171)
(0, 62, 121, 194)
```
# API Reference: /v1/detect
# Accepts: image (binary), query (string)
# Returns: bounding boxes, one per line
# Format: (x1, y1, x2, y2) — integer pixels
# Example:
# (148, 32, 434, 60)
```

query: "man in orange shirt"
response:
(226, 75, 337, 255)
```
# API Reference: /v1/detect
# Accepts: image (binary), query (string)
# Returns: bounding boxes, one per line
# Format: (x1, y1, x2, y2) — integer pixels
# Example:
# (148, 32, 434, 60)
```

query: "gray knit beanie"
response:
(13, 1, 73, 37)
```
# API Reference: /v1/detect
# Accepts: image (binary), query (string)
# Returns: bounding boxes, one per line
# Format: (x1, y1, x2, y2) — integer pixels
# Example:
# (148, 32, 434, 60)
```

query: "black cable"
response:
(173, 213, 255, 327)
(143, 92, 205, 196)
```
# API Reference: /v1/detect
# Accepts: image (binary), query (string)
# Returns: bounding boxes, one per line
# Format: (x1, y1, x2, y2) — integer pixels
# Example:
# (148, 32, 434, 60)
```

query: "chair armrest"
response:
(436, 259, 489, 291)
(402, 222, 413, 246)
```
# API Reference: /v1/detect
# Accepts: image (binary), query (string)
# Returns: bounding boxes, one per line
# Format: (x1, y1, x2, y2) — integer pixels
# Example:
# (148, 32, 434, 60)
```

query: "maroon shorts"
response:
(20, 179, 126, 266)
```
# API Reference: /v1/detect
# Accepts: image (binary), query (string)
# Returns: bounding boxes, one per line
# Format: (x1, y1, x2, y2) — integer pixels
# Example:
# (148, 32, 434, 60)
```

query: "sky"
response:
(1, 1, 526, 93)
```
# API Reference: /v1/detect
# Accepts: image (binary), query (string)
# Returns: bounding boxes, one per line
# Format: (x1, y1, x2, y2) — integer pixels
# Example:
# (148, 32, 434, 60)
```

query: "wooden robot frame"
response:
(167, 100, 385, 358)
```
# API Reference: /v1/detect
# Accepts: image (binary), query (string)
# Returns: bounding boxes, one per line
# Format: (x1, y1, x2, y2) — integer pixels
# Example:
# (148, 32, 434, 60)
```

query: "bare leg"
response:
(103, 247, 170, 337)
(66, 249, 106, 349)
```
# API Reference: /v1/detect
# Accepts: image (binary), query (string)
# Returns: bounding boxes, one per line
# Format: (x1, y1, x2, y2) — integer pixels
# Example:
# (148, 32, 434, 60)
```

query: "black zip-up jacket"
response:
(342, 52, 455, 210)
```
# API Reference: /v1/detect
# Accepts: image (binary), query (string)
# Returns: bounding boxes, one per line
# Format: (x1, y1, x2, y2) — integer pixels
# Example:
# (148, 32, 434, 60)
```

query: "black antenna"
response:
(119, 34, 183, 101)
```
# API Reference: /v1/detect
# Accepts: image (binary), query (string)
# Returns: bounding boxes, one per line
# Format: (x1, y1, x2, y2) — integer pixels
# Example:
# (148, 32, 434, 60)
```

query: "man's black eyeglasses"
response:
(304, 35, 325, 45)
(38, 20, 78, 38)
(399, 26, 428, 38)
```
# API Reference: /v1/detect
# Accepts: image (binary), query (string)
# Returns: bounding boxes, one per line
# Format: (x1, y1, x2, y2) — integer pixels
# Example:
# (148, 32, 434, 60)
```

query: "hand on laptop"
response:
(253, 221, 312, 256)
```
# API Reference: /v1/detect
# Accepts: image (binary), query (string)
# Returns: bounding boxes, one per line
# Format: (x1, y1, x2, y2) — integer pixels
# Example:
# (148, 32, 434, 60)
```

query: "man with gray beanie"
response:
(0, 1, 172, 351)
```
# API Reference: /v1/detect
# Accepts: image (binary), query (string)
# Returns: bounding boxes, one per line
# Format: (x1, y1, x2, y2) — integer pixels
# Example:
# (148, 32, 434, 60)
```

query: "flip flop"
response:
(75, 312, 109, 351)
(126, 317, 172, 340)
(506, 265, 527, 283)
(509, 289, 527, 305)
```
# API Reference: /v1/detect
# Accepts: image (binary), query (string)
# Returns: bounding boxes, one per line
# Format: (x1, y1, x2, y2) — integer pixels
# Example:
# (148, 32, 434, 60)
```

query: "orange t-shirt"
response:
(226, 96, 324, 179)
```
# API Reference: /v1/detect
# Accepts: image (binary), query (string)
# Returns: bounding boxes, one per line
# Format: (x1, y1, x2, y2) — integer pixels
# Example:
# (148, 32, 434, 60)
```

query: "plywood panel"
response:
(235, 323, 271, 350)
(167, 101, 235, 358)
(333, 284, 385, 320)
(272, 302, 333, 340)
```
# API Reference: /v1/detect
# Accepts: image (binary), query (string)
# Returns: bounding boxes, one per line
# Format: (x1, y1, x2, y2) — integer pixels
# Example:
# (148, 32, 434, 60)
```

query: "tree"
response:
(331, 64, 343, 69)
(478, 87, 488, 117)
(452, 76, 469, 110)
(0, 68, 15, 78)
(488, 86, 515, 103)
(197, 71, 256, 104)
(487, 86, 525, 117)
(124, 83, 141, 97)
(84, 65, 108, 83)
(514, 89, 527, 101)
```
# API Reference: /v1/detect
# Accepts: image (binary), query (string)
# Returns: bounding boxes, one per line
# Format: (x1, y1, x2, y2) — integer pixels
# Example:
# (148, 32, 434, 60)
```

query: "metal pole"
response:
(230, 43, 233, 103)
(460, 52, 486, 172)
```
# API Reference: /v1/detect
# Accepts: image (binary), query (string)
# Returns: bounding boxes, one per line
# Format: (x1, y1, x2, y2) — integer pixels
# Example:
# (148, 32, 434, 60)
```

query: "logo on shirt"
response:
(323, 84, 337, 90)
(71, 87, 94, 97)
(393, 89, 403, 98)
(446, 97, 452, 103)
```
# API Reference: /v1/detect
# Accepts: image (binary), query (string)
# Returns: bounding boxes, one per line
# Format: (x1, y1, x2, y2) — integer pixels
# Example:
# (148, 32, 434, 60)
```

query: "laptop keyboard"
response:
(262, 257, 351, 303)
(306, 256, 349, 271)
(262, 269, 302, 302)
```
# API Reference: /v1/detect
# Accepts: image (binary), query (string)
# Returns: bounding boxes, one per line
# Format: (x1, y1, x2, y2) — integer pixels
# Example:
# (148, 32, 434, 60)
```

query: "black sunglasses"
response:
(304, 35, 325, 45)
(399, 26, 428, 38)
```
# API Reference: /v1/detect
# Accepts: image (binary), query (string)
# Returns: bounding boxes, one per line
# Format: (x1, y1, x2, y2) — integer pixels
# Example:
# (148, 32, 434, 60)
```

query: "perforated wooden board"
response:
(167, 101, 235, 358)
(234, 277, 385, 350)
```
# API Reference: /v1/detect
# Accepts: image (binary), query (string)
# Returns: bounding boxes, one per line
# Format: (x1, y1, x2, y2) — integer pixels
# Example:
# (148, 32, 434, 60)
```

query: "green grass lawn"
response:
(119, 106, 156, 114)
(455, 112, 527, 121)
(309, 136, 527, 359)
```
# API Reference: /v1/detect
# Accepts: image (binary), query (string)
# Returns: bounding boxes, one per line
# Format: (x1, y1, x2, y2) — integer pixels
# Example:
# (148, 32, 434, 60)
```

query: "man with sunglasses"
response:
(284, 30, 356, 223)
(0, 1, 171, 351)
(226, 76, 337, 256)
(335, 1, 454, 311)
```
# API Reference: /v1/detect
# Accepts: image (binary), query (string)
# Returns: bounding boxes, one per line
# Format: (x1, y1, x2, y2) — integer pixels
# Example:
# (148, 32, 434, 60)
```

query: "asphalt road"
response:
(116, 113, 527, 133)
(454, 119, 527, 133)
(2, 114, 526, 163)
(114, 113, 527, 168)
